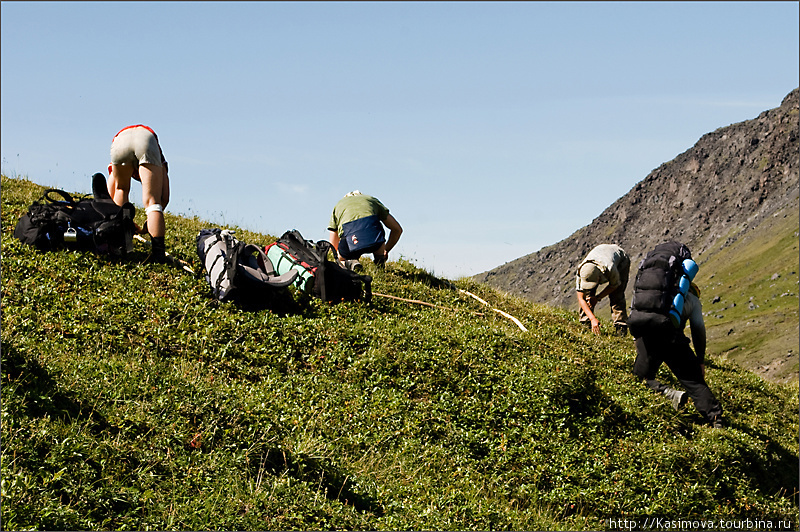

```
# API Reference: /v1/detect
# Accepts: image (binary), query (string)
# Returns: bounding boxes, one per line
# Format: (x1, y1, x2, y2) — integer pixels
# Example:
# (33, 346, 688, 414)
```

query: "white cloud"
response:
(276, 182, 310, 195)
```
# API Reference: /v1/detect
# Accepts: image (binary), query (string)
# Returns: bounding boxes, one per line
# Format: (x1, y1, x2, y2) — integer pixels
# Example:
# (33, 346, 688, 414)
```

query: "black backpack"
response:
(628, 241, 693, 337)
(265, 229, 372, 303)
(13, 173, 136, 256)
(197, 228, 299, 309)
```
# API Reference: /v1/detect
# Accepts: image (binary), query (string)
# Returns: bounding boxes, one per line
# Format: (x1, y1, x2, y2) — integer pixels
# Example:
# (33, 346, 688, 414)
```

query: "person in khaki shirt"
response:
(576, 244, 630, 336)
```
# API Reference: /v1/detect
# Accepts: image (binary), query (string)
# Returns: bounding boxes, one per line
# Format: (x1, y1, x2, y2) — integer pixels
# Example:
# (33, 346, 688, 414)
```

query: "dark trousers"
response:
(633, 333, 723, 422)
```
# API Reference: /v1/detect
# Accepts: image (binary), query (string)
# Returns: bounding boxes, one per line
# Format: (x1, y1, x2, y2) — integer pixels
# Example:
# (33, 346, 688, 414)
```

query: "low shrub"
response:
(2, 175, 797, 530)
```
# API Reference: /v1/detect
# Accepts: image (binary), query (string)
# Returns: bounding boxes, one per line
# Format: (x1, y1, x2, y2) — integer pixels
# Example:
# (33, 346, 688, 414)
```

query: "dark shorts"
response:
(337, 215, 385, 259)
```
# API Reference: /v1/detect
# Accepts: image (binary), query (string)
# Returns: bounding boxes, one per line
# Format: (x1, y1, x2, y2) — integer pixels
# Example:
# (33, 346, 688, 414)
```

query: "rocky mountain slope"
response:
(475, 88, 799, 381)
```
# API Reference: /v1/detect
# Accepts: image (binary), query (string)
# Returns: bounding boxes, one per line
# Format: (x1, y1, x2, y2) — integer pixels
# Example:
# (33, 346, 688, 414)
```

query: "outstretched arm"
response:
(577, 291, 601, 335)
(383, 214, 403, 253)
(688, 300, 707, 364)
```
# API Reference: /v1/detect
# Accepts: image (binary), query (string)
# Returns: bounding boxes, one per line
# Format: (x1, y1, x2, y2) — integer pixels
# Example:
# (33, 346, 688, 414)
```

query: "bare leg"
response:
(139, 163, 167, 238)
(107, 164, 134, 206)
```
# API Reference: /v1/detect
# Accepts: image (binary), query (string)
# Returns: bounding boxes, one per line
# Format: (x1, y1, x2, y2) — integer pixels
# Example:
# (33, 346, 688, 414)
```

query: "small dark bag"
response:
(14, 173, 135, 256)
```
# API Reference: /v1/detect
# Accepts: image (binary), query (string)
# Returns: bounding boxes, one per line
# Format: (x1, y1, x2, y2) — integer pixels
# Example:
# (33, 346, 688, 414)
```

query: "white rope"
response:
(373, 292, 484, 316)
(458, 289, 528, 332)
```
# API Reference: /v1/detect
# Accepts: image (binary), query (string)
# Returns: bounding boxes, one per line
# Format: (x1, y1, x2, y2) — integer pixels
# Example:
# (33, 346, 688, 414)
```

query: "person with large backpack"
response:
(575, 244, 630, 336)
(106, 125, 170, 262)
(327, 191, 402, 270)
(628, 241, 724, 428)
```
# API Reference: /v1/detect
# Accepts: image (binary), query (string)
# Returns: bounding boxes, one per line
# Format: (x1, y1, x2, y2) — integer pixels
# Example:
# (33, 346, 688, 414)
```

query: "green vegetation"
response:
(2, 175, 798, 531)
(696, 199, 800, 382)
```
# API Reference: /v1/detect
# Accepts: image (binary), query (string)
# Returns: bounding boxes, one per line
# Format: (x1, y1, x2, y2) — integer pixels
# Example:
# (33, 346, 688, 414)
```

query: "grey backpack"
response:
(197, 228, 298, 307)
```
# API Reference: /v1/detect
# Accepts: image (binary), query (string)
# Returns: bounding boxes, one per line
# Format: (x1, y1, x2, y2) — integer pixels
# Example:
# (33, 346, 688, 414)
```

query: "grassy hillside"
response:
(694, 197, 799, 383)
(2, 175, 798, 531)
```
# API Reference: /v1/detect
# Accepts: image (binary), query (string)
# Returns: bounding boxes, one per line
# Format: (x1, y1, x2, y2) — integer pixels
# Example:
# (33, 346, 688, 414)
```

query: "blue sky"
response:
(2, 2, 798, 278)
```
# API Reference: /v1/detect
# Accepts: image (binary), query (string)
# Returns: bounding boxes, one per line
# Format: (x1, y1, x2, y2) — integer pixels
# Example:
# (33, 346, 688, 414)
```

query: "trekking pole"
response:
(134, 234, 195, 274)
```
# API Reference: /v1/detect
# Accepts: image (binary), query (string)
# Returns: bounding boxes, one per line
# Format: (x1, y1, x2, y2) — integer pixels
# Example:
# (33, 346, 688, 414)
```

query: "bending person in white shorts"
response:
(107, 125, 170, 261)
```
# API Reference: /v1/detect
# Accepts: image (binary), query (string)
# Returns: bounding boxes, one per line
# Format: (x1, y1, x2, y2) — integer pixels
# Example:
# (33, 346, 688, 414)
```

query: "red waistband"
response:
(113, 124, 158, 140)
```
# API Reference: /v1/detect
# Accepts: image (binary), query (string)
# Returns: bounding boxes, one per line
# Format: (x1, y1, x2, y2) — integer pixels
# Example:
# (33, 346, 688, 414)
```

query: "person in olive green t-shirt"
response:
(327, 191, 402, 267)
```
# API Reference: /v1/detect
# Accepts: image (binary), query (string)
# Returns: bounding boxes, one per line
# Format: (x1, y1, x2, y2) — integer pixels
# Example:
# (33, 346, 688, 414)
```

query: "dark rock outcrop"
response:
(475, 89, 799, 310)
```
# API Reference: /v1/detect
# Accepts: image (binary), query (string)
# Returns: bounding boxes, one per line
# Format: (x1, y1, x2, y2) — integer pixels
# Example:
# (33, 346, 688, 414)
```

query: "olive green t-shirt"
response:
(328, 194, 390, 236)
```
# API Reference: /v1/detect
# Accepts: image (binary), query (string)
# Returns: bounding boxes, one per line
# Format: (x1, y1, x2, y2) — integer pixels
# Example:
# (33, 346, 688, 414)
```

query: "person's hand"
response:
(590, 317, 601, 335)
(374, 249, 388, 265)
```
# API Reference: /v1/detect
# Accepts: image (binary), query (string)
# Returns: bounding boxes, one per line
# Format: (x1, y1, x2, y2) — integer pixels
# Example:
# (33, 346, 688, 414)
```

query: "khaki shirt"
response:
(576, 244, 629, 292)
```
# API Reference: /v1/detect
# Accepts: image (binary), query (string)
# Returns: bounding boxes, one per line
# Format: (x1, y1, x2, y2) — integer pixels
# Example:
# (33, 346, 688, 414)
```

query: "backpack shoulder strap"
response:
(314, 241, 335, 302)
(279, 230, 327, 265)
(42, 189, 76, 206)
(92, 172, 113, 201)
(219, 232, 244, 297)
(239, 243, 299, 288)
(196, 229, 242, 299)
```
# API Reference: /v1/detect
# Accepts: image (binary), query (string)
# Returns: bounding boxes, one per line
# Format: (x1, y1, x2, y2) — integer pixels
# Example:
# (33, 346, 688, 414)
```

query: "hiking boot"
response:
(711, 416, 725, 429)
(142, 236, 166, 264)
(344, 260, 363, 272)
(142, 250, 167, 264)
(664, 388, 688, 411)
(614, 324, 628, 337)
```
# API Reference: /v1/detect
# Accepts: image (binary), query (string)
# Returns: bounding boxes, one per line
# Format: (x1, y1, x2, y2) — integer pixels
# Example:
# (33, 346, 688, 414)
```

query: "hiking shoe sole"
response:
(345, 260, 363, 272)
(665, 389, 688, 411)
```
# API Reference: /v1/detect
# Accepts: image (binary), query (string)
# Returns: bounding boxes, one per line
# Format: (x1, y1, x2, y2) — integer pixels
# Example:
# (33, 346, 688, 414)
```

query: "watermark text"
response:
(607, 517, 794, 531)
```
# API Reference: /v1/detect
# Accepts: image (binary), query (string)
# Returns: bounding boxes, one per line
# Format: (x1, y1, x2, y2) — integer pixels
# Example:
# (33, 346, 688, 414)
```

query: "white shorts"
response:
(110, 126, 163, 167)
